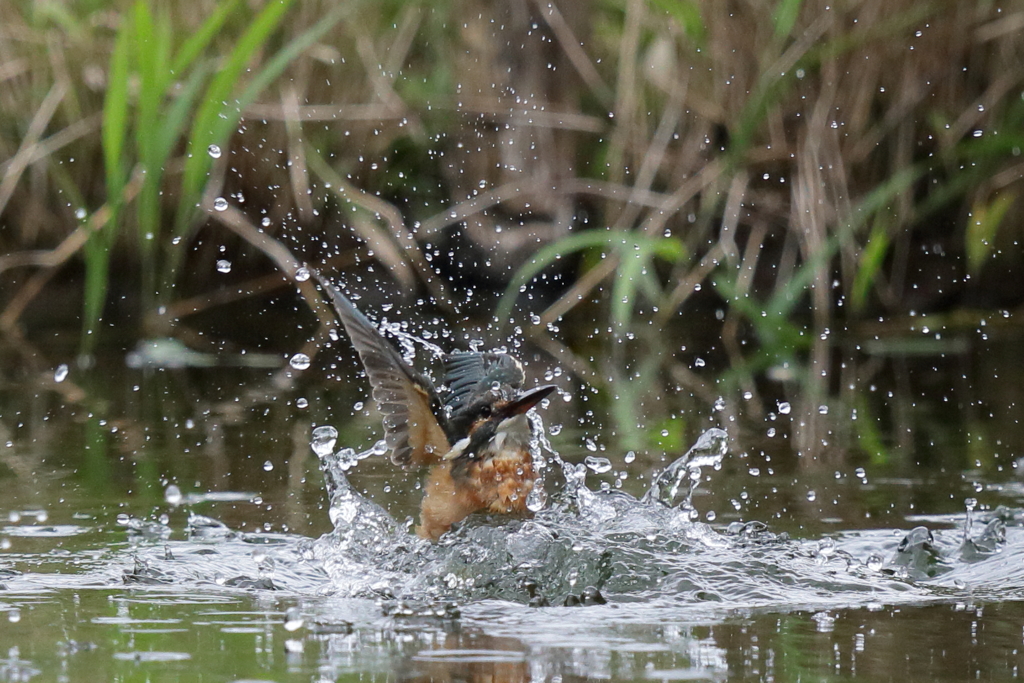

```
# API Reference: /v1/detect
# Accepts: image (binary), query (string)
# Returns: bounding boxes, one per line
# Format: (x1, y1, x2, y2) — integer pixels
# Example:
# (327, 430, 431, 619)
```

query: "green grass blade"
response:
(102, 14, 130, 198)
(611, 246, 645, 331)
(647, 0, 705, 48)
(180, 0, 296, 196)
(85, 10, 132, 354)
(773, 0, 804, 39)
(966, 192, 1015, 276)
(851, 217, 891, 313)
(171, 0, 243, 76)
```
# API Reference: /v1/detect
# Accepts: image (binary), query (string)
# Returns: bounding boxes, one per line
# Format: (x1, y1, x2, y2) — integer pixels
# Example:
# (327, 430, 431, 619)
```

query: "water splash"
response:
(641, 427, 728, 511)
(303, 426, 737, 603)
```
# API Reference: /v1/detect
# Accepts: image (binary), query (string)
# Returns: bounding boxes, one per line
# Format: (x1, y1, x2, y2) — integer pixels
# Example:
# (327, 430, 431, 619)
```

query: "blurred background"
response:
(1, 0, 1024, 503)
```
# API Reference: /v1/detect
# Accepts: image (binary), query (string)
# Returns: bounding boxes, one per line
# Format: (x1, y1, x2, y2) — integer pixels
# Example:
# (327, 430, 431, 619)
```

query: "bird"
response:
(315, 273, 557, 541)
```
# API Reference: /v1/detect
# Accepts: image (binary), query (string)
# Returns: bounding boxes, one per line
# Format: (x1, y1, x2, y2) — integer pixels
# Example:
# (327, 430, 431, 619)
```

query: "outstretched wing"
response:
(442, 351, 524, 412)
(316, 273, 450, 466)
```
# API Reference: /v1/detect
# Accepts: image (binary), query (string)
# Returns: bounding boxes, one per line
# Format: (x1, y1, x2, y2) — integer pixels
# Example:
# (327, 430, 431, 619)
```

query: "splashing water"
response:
(289, 420, 1024, 610)
(304, 421, 738, 604)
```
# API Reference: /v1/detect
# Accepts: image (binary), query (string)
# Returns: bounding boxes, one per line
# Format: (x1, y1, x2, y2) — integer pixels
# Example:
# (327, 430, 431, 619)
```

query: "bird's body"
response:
(316, 274, 555, 540)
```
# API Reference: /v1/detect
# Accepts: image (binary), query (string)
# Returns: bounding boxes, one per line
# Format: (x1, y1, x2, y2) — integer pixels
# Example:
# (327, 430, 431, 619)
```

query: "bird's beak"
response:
(499, 384, 558, 418)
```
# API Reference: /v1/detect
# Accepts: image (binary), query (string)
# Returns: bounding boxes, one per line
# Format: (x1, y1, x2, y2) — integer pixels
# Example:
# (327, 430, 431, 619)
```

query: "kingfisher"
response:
(315, 273, 557, 541)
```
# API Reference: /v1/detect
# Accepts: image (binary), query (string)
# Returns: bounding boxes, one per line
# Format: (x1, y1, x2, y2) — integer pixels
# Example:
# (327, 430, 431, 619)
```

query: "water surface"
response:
(1, 326, 1023, 681)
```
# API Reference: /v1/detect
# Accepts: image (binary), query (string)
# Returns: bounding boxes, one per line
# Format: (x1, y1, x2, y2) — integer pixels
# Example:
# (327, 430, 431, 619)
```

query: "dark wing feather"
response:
(442, 351, 524, 412)
(316, 273, 450, 466)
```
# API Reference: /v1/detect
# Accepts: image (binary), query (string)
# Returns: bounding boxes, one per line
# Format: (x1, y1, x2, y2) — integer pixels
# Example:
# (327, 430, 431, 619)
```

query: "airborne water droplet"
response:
(526, 485, 547, 512)
(311, 426, 338, 458)
(164, 484, 183, 506)
(295, 267, 311, 282)
(216, 259, 232, 273)
(208, 144, 222, 159)
(289, 353, 311, 370)
(54, 364, 69, 383)
(213, 197, 229, 211)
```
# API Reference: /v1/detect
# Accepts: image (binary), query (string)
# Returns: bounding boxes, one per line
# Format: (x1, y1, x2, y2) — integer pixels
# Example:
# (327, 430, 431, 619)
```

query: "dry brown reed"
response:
(0, 0, 1020, 347)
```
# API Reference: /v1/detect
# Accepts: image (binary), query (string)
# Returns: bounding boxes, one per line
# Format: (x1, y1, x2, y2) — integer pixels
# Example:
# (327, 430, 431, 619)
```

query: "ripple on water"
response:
(39, 429, 1024, 623)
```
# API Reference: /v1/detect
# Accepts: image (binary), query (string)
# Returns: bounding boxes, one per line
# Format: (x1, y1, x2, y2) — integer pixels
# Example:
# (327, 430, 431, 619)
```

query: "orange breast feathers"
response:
(416, 454, 536, 540)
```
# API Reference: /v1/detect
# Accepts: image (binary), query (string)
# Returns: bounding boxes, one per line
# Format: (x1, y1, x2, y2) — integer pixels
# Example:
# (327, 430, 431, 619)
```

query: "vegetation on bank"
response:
(1, 0, 1022, 454)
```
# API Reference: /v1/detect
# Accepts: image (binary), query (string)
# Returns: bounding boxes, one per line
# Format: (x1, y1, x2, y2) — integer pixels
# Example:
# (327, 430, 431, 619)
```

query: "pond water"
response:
(2, 315, 1024, 681)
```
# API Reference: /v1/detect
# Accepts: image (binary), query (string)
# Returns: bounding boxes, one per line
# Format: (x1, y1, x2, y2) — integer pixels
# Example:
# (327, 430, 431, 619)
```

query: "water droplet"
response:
(54, 364, 69, 383)
(284, 607, 304, 632)
(624, 450, 636, 464)
(263, 460, 274, 471)
(213, 197, 229, 211)
(694, 357, 706, 368)
(713, 397, 726, 412)
(261, 216, 272, 227)
(8, 609, 20, 623)
(164, 484, 182, 506)
(207, 144, 222, 159)
(818, 405, 829, 415)
(584, 439, 598, 452)
(777, 401, 791, 415)
(295, 267, 311, 282)
(584, 456, 612, 473)
(289, 353, 311, 370)
(296, 397, 308, 409)
(74, 207, 87, 220)
(216, 259, 232, 273)
(526, 485, 547, 512)
(866, 555, 883, 571)
(806, 490, 817, 502)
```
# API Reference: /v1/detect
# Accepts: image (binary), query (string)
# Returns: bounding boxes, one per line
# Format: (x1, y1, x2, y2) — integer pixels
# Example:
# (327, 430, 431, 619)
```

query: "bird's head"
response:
(445, 383, 557, 465)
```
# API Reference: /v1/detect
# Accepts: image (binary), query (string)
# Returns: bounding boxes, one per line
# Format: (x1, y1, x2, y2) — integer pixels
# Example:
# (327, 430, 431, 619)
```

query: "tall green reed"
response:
(84, 0, 351, 354)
